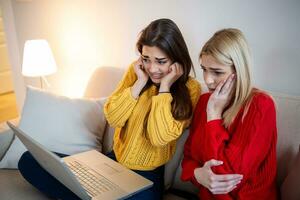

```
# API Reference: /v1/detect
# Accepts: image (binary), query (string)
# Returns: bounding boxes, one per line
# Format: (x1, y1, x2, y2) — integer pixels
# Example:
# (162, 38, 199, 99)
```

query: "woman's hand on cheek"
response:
(133, 57, 149, 84)
(194, 159, 243, 195)
(159, 63, 183, 92)
(206, 73, 235, 121)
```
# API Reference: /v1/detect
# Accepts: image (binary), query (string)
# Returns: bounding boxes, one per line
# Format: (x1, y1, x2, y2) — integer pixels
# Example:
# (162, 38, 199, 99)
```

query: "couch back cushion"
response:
(0, 87, 107, 169)
(84, 66, 125, 98)
(281, 145, 300, 200)
(271, 92, 300, 186)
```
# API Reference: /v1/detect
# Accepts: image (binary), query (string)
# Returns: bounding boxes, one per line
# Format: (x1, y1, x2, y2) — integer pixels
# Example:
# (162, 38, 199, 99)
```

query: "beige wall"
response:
(0, 8, 14, 94)
(1, 0, 300, 111)
(0, 0, 25, 111)
(7, 0, 141, 98)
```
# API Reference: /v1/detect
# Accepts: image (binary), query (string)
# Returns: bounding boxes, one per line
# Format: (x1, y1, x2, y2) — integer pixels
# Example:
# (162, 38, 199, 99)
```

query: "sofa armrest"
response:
(0, 118, 20, 160)
(0, 125, 14, 161)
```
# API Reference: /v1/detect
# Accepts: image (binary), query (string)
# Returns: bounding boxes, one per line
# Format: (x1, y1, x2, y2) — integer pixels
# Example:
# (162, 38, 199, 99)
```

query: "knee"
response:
(18, 151, 34, 172)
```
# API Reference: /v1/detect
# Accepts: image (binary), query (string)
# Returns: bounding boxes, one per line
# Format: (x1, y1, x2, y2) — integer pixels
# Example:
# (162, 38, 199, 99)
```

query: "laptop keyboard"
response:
(67, 160, 119, 197)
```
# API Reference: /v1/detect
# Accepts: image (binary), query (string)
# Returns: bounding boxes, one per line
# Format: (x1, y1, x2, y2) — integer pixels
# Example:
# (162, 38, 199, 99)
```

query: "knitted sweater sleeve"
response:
(203, 94, 277, 185)
(104, 63, 138, 128)
(146, 79, 201, 147)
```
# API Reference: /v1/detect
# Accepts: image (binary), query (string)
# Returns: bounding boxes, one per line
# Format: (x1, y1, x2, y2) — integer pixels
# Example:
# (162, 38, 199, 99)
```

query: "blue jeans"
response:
(18, 151, 164, 200)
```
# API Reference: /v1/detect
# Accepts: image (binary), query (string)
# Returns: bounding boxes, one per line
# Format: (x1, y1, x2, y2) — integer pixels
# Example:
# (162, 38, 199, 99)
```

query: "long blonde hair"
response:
(200, 28, 253, 128)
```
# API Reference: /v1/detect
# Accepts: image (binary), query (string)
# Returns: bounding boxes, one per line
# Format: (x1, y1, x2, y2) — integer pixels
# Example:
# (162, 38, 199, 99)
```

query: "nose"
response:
(147, 63, 159, 73)
(204, 73, 214, 85)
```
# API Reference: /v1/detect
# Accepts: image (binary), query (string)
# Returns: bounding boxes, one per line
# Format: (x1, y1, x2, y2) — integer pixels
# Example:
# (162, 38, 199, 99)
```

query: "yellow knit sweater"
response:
(104, 63, 201, 170)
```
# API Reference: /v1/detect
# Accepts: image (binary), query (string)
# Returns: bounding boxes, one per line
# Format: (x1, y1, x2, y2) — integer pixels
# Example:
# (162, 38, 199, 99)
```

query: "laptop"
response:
(7, 121, 153, 200)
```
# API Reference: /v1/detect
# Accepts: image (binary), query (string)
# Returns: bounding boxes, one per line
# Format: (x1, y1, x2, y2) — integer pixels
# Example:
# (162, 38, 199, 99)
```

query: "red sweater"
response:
(181, 92, 278, 200)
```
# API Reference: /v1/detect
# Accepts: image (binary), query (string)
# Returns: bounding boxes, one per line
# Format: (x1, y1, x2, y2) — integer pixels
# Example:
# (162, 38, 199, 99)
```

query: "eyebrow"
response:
(201, 64, 224, 71)
(141, 55, 168, 61)
(156, 57, 167, 61)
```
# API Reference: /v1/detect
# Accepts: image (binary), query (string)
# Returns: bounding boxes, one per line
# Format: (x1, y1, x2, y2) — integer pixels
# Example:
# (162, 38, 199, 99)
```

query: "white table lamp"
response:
(22, 39, 57, 88)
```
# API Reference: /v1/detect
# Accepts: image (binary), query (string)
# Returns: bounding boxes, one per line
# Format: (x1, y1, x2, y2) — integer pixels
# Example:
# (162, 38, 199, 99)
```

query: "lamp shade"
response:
(22, 40, 57, 77)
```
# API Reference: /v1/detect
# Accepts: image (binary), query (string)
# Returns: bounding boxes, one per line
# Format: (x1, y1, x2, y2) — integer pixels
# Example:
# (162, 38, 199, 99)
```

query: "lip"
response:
(150, 74, 162, 79)
(208, 88, 215, 92)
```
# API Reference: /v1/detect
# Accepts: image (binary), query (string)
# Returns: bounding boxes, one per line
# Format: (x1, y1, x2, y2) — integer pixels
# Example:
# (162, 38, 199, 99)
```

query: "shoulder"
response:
(127, 62, 136, 74)
(186, 77, 201, 94)
(186, 77, 200, 89)
(122, 62, 137, 80)
(248, 89, 276, 114)
(251, 89, 275, 108)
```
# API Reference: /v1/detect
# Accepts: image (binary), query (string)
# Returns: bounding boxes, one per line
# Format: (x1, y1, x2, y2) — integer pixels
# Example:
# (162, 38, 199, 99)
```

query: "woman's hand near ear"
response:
(133, 57, 149, 83)
(206, 74, 235, 121)
(131, 57, 149, 99)
(159, 62, 183, 93)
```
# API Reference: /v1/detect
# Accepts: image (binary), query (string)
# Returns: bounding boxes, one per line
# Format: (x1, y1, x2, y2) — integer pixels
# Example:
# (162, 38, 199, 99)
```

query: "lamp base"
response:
(39, 76, 51, 89)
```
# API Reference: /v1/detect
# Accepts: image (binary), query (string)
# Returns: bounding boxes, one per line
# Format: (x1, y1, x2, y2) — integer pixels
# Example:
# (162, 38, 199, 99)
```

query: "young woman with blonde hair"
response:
(181, 28, 278, 199)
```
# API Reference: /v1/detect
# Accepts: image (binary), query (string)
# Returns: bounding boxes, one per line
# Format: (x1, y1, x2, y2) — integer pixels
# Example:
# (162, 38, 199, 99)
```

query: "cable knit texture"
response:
(104, 63, 201, 170)
(181, 92, 278, 200)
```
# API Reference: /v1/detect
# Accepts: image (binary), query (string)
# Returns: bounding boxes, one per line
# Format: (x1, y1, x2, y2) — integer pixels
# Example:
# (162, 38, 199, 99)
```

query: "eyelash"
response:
(214, 71, 224, 75)
(201, 68, 224, 75)
(158, 61, 167, 65)
(142, 58, 167, 65)
(142, 58, 149, 63)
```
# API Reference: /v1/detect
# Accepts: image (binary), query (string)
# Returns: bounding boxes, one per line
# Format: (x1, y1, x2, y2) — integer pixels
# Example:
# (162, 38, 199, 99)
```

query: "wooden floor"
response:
(0, 92, 19, 123)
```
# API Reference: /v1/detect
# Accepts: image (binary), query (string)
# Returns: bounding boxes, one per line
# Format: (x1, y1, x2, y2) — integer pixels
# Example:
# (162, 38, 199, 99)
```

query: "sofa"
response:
(0, 66, 300, 200)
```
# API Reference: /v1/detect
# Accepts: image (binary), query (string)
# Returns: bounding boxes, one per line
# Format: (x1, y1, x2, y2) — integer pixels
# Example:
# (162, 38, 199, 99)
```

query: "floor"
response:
(0, 92, 19, 123)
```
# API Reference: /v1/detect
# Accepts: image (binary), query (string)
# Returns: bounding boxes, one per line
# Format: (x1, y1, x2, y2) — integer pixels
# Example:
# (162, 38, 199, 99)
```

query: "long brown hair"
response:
(137, 18, 194, 120)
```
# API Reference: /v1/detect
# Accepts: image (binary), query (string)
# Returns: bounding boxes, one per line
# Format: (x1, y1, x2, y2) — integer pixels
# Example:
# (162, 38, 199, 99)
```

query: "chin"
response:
(150, 78, 161, 84)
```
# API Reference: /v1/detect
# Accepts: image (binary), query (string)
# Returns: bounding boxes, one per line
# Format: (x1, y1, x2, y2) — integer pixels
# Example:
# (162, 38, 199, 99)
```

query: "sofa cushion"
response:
(0, 86, 106, 169)
(0, 169, 53, 200)
(272, 92, 300, 185)
(172, 159, 199, 195)
(281, 145, 300, 200)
